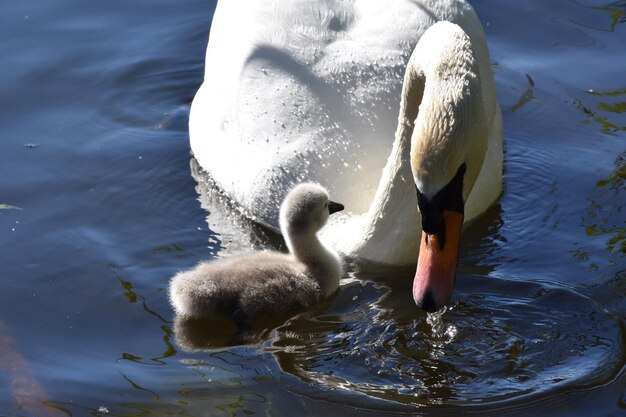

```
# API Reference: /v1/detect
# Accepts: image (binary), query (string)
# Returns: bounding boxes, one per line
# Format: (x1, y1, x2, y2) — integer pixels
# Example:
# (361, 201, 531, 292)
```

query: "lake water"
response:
(1, 0, 625, 416)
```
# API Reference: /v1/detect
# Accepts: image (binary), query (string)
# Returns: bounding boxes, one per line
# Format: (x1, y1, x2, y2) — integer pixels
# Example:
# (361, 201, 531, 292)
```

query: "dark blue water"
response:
(1, 1, 624, 416)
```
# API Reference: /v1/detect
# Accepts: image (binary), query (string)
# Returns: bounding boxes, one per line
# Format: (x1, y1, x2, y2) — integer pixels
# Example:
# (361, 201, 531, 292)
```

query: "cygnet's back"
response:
(169, 183, 344, 320)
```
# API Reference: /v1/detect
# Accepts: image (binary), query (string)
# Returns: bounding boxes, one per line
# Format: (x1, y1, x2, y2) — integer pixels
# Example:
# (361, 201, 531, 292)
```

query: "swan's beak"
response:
(328, 201, 344, 215)
(413, 210, 463, 312)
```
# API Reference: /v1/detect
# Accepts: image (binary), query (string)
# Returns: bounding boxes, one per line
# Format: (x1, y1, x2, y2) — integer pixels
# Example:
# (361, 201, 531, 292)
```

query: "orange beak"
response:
(413, 211, 464, 312)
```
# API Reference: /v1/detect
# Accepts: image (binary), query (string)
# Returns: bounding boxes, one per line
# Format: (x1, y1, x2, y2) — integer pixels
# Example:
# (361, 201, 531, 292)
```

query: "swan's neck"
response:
(285, 230, 342, 296)
(333, 67, 425, 264)
(329, 25, 485, 266)
(357, 117, 421, 260)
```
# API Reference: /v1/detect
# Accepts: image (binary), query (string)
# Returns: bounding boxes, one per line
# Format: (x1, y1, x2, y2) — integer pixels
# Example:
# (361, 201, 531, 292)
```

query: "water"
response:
(0, 0, 624, 416)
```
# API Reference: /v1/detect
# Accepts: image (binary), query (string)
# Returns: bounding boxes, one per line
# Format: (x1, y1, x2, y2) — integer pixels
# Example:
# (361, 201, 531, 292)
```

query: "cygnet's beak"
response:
(328, 201, 344, 215)
(413, 210, 463, 312)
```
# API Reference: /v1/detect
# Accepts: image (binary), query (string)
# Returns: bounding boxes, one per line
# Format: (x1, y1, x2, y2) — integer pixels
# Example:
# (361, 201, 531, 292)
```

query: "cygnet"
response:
(169, 183, 344, 320)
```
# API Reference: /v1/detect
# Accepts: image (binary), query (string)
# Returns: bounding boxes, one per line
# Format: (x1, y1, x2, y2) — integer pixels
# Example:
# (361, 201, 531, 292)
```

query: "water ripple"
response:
(268, 274, 623, 407)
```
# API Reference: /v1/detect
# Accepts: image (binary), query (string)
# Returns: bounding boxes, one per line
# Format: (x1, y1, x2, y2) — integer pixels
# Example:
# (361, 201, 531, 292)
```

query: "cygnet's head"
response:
(279, 183, 344, 236)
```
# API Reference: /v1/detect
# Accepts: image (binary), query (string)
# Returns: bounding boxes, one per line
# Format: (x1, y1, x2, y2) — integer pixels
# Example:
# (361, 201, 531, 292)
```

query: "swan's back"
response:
(190, 0, 495, 232)
(169, 252, 319, 319)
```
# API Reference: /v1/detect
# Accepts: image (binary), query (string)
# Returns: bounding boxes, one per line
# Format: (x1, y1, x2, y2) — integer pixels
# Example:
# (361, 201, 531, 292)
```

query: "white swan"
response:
(190, 0, 503, 310)
(169, 183, 344, 320)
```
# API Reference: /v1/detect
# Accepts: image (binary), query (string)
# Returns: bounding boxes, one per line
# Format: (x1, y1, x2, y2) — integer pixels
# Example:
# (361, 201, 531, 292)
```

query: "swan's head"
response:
(279, 183, 344, 238)
(407, 21, 487, 312)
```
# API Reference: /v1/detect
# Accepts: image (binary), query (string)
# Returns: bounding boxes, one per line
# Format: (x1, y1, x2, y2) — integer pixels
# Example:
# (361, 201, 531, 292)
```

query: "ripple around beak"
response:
(269, 275, 624, 407)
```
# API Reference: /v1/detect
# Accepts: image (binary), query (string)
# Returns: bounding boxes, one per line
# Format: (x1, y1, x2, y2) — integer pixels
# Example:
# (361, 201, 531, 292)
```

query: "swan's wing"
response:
(190, 0, 487, 230)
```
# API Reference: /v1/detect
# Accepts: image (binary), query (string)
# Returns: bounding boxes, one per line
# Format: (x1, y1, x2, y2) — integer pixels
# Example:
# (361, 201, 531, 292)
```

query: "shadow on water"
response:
(190, 158, 286, 257)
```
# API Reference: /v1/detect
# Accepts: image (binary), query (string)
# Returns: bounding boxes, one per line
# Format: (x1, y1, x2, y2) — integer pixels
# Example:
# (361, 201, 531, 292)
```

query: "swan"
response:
(169, 183, 344, 320)
(189, 0, 503, 311)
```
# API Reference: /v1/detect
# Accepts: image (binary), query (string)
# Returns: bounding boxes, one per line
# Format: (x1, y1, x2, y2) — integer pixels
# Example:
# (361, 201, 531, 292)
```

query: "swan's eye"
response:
(416, 188, 442, 235)
(415, 162, 466, 246)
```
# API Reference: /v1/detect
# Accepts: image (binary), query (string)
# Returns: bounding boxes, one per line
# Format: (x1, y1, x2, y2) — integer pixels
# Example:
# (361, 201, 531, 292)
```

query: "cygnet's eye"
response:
(324, 202, 328, 209)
